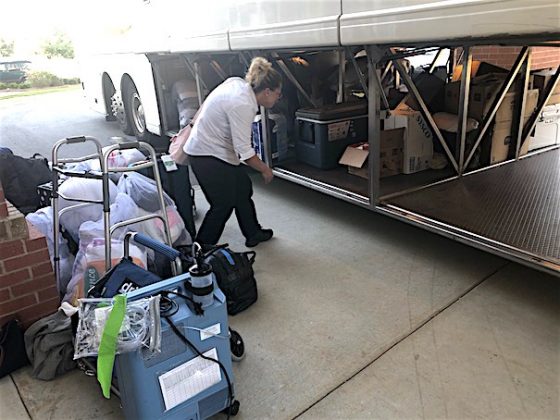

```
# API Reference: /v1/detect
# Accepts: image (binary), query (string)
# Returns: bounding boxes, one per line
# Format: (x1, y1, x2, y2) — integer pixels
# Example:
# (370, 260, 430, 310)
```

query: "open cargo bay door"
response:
(372, 43, 560, 276)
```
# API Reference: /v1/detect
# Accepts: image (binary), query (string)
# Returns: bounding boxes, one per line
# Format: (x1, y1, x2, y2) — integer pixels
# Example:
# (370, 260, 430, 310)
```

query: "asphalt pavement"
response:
(0, 88, 132, 159)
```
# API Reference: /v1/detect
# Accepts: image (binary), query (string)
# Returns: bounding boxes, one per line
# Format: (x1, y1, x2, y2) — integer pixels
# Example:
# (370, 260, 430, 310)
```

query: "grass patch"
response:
(0, 84, 81, 100)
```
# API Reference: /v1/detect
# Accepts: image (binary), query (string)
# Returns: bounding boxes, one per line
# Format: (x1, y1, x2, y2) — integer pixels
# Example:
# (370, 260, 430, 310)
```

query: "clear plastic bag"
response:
(74, 295, 161, 360)
(26, 207, 75, 294)
(63, 194, 144, 305)
(58, 177, 118, 242)
(117, 172, 175, 212)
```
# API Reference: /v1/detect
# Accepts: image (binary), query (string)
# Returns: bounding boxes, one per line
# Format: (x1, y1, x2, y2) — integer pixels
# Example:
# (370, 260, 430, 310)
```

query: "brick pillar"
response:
(0, 181, 59, 329)
(0, 185, 7, 218)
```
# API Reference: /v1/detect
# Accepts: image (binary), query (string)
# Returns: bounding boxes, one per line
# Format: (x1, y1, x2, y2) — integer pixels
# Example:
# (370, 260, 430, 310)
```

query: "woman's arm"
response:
(244, 155, 274, 184)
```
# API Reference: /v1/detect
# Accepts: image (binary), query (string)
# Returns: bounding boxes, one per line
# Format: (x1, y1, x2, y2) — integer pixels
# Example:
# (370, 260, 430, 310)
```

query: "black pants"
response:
(189, 155, 261, 245)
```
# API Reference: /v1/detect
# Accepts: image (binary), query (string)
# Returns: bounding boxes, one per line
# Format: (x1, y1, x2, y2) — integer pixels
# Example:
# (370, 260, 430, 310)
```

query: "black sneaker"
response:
(245, 229, 273, 247)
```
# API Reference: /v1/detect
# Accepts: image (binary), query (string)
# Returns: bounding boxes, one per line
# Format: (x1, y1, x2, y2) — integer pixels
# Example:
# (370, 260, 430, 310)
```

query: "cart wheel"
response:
(229, 328, 245, 362)
(222, 400, 240, 416)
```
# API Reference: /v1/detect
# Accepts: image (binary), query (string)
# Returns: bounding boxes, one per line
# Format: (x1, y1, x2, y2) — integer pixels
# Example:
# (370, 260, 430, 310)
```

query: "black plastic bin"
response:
(295, 101, 368, 169)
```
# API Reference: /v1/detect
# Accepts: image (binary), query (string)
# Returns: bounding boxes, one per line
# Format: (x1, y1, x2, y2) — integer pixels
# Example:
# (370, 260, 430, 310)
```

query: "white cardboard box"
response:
(385, 110, 433, 174)
(529, 103, 560, 151)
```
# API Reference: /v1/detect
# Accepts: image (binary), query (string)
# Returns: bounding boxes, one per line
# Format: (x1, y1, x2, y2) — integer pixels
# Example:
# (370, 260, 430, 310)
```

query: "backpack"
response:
(0, 319, 29, 378)
(177, 245, 258, 315)
(0, 152, 52, 214)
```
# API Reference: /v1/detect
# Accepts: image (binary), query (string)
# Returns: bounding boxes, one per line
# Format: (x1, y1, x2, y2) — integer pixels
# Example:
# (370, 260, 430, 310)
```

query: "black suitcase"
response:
(139, 160, 196, 239)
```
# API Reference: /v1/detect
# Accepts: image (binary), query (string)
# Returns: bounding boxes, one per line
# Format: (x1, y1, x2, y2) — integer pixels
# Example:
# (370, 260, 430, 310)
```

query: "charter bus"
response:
(80, 0, 560, 276)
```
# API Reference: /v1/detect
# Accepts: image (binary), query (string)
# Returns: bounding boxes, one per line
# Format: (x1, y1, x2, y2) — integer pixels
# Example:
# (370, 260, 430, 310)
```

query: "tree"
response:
(41, 32, 74, 59)
(0, 39, 14, 57)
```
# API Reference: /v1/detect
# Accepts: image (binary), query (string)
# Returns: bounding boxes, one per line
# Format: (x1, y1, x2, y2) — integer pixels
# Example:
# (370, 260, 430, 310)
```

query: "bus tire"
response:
(124, 83, 148, 141)
(111, 91, 134, 135)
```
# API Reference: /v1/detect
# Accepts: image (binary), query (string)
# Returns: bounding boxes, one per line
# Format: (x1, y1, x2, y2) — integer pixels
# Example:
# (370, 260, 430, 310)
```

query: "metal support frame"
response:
(209, 59, 228, 81)
(182, 55, 208, 105)
(270, 52, 318, 108)
(428, 48, 444, 74)
(367, 46, 382, 205)
(347, 47, 369, 99)
(457, 47, 472, 174)
(238, 52, 251, 68)
(464, 47, 529, 169)
(391, 53, 459, 173)
(381, 61, 393, 83)
(337, 49, 345, 103)
(370, 61, 390, 112)
(515, 48, 532, 158)
(519, 64, 560, 153)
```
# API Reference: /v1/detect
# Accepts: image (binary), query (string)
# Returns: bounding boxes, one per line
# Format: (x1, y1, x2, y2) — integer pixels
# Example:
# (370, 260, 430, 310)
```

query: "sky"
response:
(0, 0, 141, 58)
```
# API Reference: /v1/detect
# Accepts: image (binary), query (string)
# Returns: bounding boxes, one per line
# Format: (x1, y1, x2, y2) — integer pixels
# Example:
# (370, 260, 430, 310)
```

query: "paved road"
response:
(0, 88, 134, 159)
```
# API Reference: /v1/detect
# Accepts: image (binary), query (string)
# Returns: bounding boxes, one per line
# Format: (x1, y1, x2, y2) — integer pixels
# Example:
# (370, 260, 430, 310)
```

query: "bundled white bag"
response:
(58, 178, 118, 242)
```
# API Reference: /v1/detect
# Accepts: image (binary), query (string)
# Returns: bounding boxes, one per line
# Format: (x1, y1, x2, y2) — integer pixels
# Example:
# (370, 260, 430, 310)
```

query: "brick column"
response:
(0, 181, 59, 329)
(0, 185, 7, 218)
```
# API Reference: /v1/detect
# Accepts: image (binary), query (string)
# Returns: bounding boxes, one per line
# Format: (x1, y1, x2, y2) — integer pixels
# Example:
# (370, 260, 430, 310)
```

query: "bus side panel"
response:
(228, 0, 341, 49)
(340, 0, 560, 45)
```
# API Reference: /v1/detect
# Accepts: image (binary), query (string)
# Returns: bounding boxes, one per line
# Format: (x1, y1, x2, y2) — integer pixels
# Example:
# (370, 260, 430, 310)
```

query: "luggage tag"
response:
(161, 154, 178, 172)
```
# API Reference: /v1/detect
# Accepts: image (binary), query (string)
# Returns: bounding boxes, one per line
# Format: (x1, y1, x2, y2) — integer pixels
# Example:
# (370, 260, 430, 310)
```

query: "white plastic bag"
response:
(58, 177, 118, 242)
(26, 207, 75, 294)
(117, 172, 175, 212)
(64, 194, 143, 305)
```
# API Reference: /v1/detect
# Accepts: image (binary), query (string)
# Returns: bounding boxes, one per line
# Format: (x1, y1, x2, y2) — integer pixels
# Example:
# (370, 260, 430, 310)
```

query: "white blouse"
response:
(185, 77, 258, 166)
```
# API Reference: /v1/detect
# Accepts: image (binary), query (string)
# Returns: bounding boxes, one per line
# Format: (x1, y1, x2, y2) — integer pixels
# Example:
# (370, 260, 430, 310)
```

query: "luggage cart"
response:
(50, 136, 176, 293)
(81, 232, 241, 419)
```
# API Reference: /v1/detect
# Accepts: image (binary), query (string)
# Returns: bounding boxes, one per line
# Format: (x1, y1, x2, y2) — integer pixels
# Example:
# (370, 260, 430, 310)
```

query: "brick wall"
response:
(0, 183, 59, 329)
(470, 46, 560, 71)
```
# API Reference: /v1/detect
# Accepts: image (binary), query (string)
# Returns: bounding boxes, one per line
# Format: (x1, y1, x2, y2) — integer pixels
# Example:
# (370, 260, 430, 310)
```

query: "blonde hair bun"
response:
(245, 57, 282, 93)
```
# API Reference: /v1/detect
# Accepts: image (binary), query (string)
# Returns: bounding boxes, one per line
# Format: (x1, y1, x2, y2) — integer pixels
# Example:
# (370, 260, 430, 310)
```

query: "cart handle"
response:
(125, 232, 181, 261)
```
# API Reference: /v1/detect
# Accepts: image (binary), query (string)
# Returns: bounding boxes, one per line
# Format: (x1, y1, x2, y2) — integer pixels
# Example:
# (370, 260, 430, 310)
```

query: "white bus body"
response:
(80, 0, 560, 275)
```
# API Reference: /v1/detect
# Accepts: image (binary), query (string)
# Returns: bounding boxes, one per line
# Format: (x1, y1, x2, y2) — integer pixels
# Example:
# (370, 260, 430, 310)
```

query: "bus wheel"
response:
(125, 84, 148, 140)
(111, 91, 134, 135)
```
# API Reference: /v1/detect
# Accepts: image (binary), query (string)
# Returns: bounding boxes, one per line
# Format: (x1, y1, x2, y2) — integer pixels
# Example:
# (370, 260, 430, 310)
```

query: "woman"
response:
(185, 57, 282, 247)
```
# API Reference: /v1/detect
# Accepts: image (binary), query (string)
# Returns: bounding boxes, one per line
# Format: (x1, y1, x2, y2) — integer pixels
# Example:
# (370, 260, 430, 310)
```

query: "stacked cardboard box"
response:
(339, 128, 405, 179)
(384, 109, 434, 174)
(444, 74, 539, 163)
(531, 69, 560, 106)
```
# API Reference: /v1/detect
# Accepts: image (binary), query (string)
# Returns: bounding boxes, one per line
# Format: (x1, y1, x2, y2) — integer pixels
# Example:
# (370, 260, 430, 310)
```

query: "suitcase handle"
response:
(127, 232, 181, 261)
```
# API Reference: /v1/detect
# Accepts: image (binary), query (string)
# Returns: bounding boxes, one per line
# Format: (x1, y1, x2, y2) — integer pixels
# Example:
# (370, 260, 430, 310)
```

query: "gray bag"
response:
(24, 311, 76, 380)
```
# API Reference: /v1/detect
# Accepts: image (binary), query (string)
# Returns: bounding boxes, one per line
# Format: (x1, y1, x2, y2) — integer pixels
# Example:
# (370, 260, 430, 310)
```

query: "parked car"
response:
(0, 60, 30, 83)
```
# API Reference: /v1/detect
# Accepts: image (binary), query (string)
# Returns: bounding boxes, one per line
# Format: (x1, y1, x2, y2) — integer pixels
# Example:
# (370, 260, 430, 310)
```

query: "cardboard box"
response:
(339, 128, 404, 179)
(489, 121, 530, 164)
(529, 103, 560, 151)
(531, 69, 560, 105)
(385, 110, 433, 174)
(494, 89, 539, 123)
(445, 74, 505, 119)
(445, 75, 539, 122)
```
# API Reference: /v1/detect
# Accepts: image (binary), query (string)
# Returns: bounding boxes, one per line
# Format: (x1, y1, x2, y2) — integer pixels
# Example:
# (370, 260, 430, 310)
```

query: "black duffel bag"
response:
(176, 244, 258, 315)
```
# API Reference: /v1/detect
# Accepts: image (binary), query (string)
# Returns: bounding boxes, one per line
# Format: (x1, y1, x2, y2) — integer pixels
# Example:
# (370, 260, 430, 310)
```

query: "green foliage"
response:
(41, 32, 74, 59)
(27, 71, 62, 88)
(61, 77, 80, 85)
(0, 81, 31, 90)
(0, 39, 14, 57)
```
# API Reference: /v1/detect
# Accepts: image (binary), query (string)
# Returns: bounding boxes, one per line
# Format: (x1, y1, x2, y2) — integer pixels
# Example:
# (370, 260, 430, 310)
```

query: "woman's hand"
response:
(244, 154, 274, 184)
(261, 167, 274, 184)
